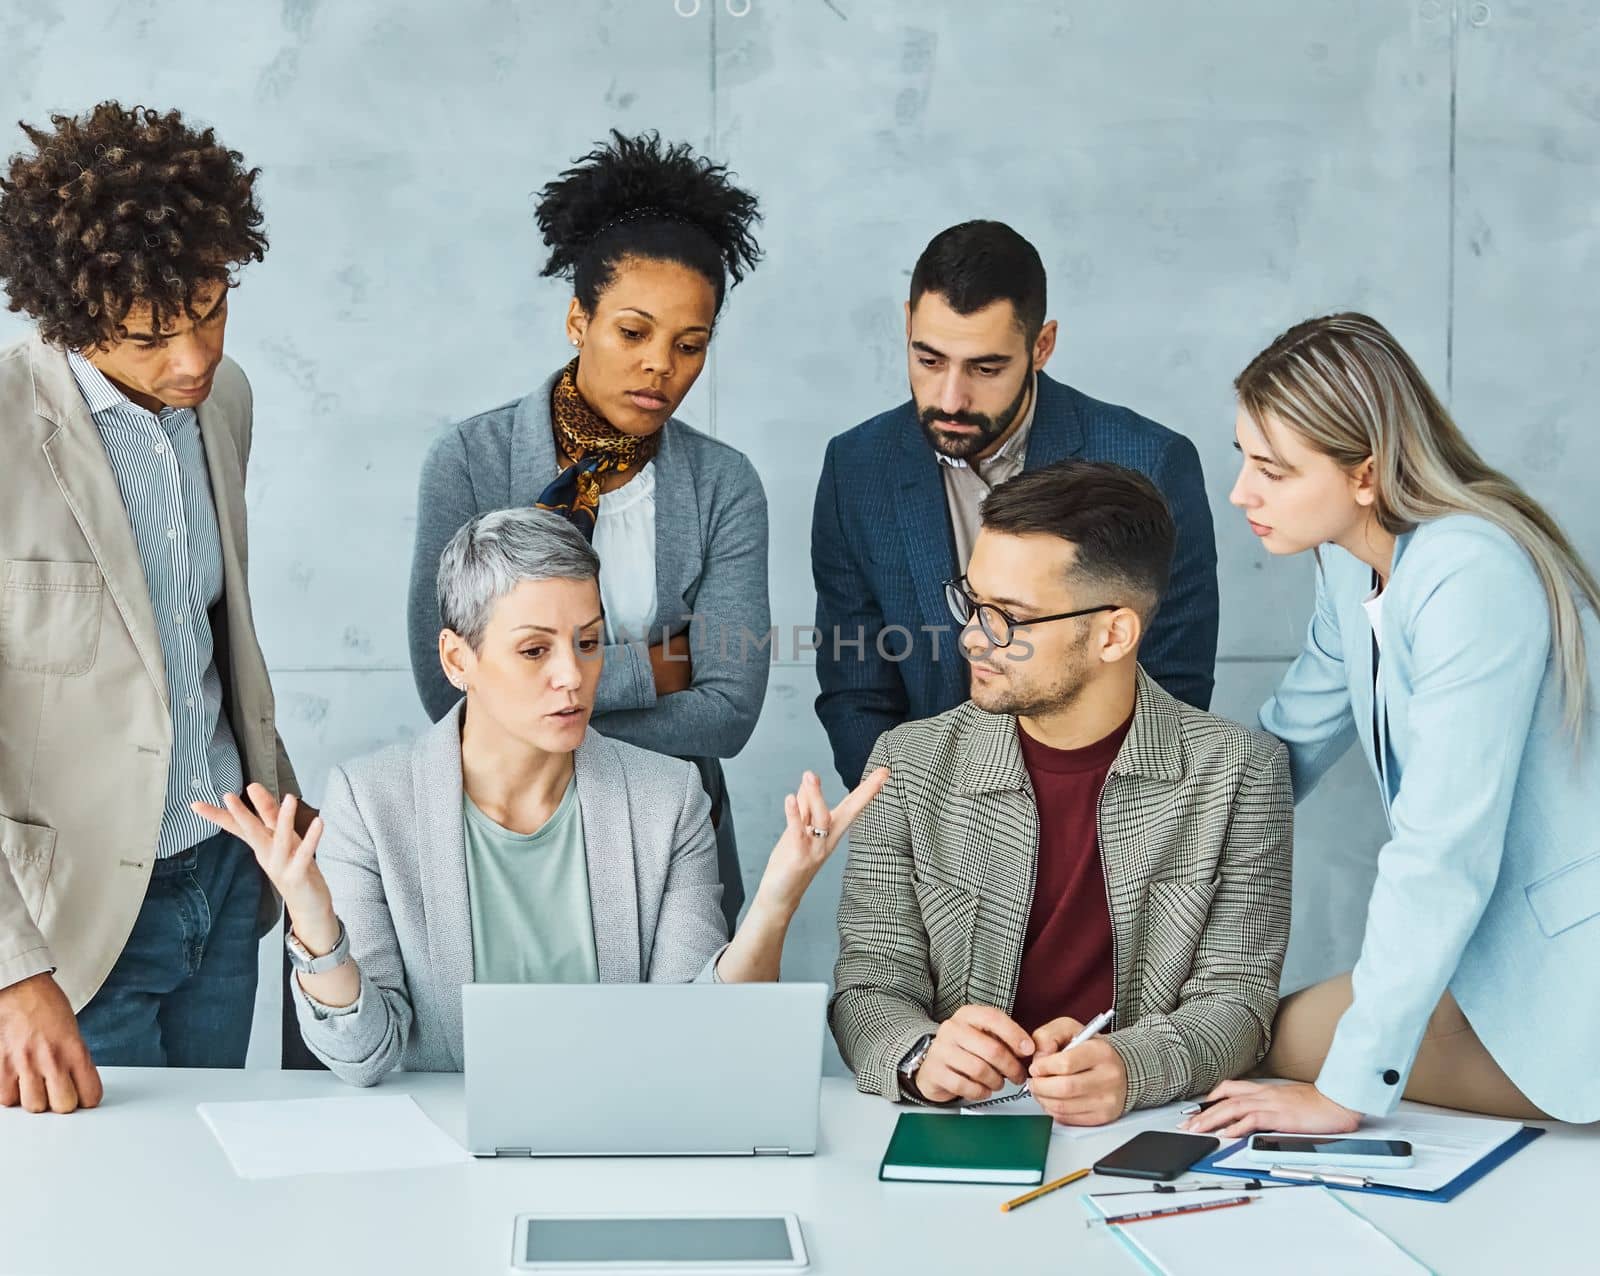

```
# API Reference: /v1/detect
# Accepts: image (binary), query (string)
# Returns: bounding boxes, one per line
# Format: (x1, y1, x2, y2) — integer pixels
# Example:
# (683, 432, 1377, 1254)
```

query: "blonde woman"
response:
(1183, 312, 1600, 1136)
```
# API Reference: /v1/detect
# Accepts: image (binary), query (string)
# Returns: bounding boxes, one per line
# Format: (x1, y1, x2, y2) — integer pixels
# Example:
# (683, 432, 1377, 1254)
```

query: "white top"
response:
(590, 463, 659, 644)
(1363, 582, 1385, 651)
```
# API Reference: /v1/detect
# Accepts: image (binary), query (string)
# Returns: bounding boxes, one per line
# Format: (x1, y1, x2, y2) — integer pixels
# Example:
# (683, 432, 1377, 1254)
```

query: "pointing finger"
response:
(831, 766, 889, 830)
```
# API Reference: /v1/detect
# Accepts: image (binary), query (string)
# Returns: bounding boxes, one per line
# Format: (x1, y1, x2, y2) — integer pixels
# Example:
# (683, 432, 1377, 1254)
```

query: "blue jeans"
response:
(76, 830, 262, 1067)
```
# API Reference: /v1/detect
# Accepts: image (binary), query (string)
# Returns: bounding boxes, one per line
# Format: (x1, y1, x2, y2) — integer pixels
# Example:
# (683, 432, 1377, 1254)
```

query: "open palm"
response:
(192, 783, 331, 924)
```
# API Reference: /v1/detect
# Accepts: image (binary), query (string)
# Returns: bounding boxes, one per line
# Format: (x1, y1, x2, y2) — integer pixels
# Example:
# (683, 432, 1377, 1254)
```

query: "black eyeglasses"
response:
(943, 576, 1120, 649)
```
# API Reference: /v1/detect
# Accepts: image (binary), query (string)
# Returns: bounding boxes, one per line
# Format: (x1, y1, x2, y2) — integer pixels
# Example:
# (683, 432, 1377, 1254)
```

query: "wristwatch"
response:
(284, 919, 351, 974)
(897, 1032, 935, 1096)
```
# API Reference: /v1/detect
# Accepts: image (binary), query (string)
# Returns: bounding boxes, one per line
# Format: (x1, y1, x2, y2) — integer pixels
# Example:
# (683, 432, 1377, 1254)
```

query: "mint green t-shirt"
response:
(463, 777, 600, 985)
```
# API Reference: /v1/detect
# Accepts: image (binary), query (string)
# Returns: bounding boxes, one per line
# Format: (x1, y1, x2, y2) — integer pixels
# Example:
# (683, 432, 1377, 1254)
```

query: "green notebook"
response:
(879, 1112, 1052, 1185)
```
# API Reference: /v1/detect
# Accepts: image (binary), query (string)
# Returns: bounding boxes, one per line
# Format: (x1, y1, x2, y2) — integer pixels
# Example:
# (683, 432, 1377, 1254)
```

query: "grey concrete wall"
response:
(2, 2, 1593, 1071)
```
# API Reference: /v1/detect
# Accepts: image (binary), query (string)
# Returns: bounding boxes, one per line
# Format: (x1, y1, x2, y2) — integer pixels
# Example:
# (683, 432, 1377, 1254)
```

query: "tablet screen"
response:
(525, 1217, 795, 1264)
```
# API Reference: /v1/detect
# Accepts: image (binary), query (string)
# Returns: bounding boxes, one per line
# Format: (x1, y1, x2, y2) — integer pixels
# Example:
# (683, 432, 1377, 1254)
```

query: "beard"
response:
(917, 372, 1032, 461)
(968, 627, 1092, 718)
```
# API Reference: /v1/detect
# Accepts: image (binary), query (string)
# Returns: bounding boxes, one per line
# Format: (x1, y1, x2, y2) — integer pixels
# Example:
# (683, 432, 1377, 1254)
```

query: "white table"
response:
(1, 1069, 1593, 1275)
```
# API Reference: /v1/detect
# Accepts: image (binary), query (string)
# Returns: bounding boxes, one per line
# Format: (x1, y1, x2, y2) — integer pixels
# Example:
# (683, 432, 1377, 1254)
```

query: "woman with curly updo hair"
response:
(407, 131, 775, 934)
(0, 102, 306, 1111)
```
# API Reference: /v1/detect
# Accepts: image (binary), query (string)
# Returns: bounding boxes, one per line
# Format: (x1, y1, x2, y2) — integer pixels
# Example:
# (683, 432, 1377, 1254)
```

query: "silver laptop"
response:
(463, 983, 829, 1158)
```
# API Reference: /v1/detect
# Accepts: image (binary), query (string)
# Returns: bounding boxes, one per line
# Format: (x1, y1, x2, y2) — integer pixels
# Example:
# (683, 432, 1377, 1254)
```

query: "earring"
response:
(571, 337, 580, 348)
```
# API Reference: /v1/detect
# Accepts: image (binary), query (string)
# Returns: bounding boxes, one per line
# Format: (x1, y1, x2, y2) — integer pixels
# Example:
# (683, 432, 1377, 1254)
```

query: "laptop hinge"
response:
(753, 1147, 790, 1156)
(494, 1147, 533, 1158)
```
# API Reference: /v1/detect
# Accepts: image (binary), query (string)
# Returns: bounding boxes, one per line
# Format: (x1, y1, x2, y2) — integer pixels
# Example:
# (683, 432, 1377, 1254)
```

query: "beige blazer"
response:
(0, 334, 297, 1009)
(831, 671, 1294, 1113)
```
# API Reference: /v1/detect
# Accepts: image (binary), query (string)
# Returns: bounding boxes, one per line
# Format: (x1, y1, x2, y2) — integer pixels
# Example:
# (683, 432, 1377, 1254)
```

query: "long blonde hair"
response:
(1236, 312, 1600, 736)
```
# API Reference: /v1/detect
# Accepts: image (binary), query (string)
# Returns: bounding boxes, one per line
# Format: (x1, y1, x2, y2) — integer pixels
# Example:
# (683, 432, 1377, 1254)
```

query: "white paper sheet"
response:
(1087, 1185, 1431, 1275)
(960, 1085, 1192, 1140)
(1211, 1111, 1523, 1192)
(197, 1095, 472, 1180)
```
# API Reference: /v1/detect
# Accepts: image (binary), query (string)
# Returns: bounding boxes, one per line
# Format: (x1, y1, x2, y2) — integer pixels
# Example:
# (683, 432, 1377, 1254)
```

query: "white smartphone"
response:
(1245, 1134, 1415, 1170)
(510, 1213, 809, 1272)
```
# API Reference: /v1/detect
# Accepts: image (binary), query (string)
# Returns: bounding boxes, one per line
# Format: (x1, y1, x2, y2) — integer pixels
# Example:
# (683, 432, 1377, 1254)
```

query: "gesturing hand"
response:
(754, 767, 889, 914)
(192, 784, 334, 940)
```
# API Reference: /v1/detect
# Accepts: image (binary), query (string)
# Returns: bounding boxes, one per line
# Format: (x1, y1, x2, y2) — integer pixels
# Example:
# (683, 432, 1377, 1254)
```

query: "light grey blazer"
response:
(405, 371, 772, 931)
(293, 703, 728, 1087)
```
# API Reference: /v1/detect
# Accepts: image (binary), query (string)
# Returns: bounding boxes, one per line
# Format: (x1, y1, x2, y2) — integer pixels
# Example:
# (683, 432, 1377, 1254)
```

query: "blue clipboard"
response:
(1192, 1124, 1544, 1203)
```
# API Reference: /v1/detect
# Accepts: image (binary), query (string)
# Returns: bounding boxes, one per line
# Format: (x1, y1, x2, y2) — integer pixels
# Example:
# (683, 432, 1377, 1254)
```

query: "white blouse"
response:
(590, 463, 659, 645)
(1363, 582, 1385, 652)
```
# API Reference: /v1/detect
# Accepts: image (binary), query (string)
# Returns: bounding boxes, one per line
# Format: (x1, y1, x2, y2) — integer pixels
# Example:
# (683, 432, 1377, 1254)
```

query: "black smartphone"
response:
(1092, 1130, 1222, 1181)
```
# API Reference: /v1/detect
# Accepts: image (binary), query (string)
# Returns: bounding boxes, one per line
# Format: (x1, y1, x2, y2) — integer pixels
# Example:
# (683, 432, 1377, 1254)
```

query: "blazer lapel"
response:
(1021, 373, 1087, 470)
(196, 398, 248, 583)
(1099, 670, 1187, 1022)
(508, 373, 561, 506)
(895, 418, 961, 702)
(648, 424, 700, 635)
(31, 338, 167, 703)
(1368, 536, 1413, 818)
(412, 705, 474, 1068)
(194, 392, 269, 772)
(954, 710, 1039, 1012)
(573, 729, 642, 982)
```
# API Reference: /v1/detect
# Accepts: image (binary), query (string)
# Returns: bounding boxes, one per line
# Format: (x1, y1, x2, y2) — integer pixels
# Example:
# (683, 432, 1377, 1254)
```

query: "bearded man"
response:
(811, 219, 1218, 788)
(829, 460, 1289, 1125)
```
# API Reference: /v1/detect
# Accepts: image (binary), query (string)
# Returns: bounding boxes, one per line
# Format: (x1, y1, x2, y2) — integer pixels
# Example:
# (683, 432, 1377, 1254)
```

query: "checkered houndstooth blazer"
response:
(829, 669, 1293, 1112)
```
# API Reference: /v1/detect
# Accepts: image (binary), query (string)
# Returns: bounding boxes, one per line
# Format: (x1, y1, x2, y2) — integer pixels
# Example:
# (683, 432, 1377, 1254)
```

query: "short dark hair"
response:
(0, 102, 267, 350)
(535, 130, 762, 317)
(980, 460, 1175, 625)
(909, 219, 1046, 343)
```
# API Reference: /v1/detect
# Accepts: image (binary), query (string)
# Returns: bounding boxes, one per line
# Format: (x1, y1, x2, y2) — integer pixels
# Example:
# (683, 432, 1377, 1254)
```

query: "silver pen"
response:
(1270, 1164, 1372, 1188)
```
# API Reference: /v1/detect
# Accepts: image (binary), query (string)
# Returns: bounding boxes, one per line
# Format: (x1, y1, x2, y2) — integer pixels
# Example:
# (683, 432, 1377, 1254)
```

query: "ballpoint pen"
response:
(965, 1007, 1115, 1109)
(1270, 1165, 1373, 1188)
(1089, 1178, 1308, 1198)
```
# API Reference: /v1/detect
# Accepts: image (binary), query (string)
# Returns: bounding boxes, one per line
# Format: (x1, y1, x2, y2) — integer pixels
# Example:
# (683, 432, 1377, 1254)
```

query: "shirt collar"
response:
(66, 351, 141, 416)
(934, 375, 1037, 471)
(65, 351, 191, 430)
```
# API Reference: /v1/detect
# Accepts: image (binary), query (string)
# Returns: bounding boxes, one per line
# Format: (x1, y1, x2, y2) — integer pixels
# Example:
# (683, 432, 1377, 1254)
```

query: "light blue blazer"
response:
(1261, 514, 1600, 1121)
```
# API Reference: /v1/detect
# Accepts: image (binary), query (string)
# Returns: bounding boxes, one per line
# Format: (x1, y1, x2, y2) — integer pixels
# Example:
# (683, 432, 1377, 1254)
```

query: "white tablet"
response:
(510, 1213, 809, 1272)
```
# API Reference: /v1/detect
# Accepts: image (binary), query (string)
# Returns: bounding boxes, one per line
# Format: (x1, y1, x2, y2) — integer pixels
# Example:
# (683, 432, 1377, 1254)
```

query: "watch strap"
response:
(285, 919, 350, 974)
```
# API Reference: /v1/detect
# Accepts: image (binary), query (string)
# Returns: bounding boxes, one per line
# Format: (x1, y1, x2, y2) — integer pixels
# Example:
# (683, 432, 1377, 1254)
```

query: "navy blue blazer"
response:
(812, 372, 1219, 787)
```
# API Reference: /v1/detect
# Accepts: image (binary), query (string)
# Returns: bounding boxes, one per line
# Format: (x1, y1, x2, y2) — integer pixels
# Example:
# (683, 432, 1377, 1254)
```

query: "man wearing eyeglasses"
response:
(830, 460, 1291, 1124)
(811, 219, 1219, 789)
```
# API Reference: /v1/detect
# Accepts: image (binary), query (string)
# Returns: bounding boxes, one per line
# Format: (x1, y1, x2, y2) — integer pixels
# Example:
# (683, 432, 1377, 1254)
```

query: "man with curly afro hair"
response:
(0, 102, 310, 1113)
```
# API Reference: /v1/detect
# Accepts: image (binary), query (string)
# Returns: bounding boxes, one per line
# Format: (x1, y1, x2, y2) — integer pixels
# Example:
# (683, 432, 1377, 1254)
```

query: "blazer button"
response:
(1382, 1068, 1400, 1086)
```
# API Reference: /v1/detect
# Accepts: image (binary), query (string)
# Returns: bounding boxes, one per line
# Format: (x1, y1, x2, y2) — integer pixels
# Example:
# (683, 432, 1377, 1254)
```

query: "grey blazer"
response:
(293, 703, 728, 1087)
(406, 370, 771, 929)
(831, 671, 1294, 1113)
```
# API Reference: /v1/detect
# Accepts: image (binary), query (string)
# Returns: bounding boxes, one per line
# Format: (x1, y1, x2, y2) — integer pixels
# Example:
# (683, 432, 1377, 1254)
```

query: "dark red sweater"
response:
(1008, 713, 1130, 1034)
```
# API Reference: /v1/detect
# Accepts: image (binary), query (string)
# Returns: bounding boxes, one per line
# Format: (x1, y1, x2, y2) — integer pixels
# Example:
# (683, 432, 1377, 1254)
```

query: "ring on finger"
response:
(807, 825, 828, 838)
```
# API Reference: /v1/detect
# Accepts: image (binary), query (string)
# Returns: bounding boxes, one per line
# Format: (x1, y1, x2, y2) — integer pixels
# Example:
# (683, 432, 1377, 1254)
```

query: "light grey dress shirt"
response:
(67, 353, 243, 856)
(937, 382, 1038, 571)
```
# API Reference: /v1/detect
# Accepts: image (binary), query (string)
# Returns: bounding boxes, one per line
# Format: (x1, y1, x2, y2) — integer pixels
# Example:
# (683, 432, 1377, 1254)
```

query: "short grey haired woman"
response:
(197, 509, 885, 1086)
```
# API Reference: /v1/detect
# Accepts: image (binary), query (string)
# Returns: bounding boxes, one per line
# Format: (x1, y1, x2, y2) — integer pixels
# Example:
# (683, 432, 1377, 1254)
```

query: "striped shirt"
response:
(68, 354, 245, 857)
